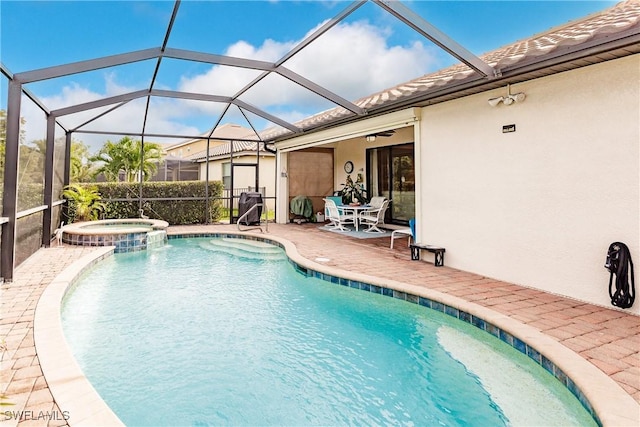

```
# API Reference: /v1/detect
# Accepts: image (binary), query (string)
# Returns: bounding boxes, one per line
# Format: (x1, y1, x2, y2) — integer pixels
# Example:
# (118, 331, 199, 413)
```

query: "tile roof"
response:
(186, 140, 272, 162)
(166, 123, 257, 150)
(264, 0, 640, 141)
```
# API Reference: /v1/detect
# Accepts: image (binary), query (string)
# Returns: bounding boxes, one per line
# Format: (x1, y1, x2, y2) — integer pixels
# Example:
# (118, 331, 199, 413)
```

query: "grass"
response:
(219, 208, 275, 221)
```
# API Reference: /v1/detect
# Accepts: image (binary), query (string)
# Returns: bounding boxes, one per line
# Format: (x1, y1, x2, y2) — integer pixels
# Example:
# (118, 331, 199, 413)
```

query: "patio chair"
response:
(323, 198, 356, 232)
(390, 218, 415, 249)
(368, 196, 386, 209)
(362, 196, 386, 216)
(324, 195, 345, 217)
(359, 199, 390, 233)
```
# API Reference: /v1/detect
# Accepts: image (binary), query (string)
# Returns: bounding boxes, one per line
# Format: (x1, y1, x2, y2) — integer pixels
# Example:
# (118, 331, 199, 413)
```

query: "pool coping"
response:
(34, 246, 125, 427)
(61, 218, 169, 236)
(34, 232, 639, 427)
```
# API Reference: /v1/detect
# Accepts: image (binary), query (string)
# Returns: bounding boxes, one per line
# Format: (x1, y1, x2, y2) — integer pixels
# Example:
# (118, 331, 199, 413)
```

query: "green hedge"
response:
(68, 181, 224, 225)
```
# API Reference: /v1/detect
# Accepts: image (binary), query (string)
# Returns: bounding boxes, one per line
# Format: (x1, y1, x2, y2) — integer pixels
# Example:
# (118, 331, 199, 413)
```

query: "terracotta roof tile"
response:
(264, 0, 639, 141)
(187, 140, 272, 161)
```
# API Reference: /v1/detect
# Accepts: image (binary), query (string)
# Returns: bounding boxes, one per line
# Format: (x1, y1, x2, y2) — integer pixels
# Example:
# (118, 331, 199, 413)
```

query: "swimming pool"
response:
(61, 237, 596, 426)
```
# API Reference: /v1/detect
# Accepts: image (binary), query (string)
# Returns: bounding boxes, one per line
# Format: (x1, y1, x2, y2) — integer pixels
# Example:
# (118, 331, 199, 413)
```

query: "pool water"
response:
(61, 238, 596, 427)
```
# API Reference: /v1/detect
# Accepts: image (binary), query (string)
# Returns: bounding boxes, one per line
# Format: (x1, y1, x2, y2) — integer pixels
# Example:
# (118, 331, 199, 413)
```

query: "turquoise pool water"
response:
(61, 238, 596, 426)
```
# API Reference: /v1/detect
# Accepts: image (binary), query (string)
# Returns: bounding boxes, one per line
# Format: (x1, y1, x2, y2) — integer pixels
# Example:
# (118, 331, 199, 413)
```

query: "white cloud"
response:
(285, 20, 435, 100)
(178, 19, 437, 121)
(17, 18, 437, 151)
(20, 77, 202, 153)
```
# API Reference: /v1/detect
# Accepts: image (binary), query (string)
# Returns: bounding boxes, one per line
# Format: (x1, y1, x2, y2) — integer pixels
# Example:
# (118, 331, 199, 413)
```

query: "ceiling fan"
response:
(365, 130, 395, 142)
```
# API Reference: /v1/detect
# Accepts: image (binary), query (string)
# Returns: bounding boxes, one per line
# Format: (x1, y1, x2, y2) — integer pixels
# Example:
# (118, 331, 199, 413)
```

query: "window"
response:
(222, 162, 231, 189)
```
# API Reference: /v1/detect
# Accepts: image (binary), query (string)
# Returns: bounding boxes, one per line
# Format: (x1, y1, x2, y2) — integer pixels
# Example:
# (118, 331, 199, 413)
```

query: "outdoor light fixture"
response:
(366, 135, 377, 143)
(488, 84, 526, 107)
(488, 97, 503, 107)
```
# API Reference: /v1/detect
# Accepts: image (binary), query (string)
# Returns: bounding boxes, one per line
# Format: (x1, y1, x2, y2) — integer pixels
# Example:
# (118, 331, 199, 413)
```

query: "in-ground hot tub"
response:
(62, 218, 169, 253)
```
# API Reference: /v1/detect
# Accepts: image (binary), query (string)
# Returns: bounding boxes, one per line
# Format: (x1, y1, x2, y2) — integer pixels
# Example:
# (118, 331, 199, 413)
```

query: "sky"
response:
(0, 0, 616, 152)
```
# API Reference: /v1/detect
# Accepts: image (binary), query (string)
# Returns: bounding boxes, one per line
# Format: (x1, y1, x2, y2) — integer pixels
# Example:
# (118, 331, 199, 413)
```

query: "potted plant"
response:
(339, 173, 367, 205)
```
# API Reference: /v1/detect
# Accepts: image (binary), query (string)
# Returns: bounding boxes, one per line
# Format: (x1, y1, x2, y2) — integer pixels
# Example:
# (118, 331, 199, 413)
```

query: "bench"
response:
(410, 243, 446, 267)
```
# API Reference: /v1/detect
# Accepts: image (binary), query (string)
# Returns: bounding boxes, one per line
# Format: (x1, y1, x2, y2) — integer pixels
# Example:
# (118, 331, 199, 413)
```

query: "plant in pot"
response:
(339, 173, 367, 205)
(63, 183, 106, 222)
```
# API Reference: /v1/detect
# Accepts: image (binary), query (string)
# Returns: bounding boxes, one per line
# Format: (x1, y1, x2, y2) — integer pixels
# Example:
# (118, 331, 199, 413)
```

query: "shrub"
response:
(62, 184, 106, 222)
(67, 181, 224, 225)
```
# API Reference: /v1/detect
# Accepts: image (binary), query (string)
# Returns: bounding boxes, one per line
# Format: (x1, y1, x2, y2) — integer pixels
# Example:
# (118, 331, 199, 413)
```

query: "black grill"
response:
(238, 192, 263, 225)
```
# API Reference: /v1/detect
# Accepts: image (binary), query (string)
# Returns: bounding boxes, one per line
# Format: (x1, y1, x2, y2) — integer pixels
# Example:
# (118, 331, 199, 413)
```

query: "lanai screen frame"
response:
(0, 0, 504, 281)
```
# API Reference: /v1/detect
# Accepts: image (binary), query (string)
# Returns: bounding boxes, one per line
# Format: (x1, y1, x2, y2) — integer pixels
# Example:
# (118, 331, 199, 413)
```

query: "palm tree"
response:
(91, 137, 162, 182)
(129, 139, 163, 181)
(70, 141, 96, 183)
(62, 184, 105, 222)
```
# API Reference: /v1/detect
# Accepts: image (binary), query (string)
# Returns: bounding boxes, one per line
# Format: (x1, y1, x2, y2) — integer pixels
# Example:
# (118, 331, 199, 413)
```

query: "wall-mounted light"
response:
(488, 84, 526, 107)
(488, 97, 503, 107)
(365, 135, 376, 143)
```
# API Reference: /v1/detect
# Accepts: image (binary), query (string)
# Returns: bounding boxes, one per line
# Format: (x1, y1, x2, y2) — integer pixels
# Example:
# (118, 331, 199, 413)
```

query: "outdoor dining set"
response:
(323, 196, 389, 233)
(323, 197, 445, 266)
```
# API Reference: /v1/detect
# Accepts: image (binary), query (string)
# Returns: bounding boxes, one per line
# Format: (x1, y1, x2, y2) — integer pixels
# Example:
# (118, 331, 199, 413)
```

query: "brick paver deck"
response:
(1, 223, 638, 426)
(1, 246, 99, 427)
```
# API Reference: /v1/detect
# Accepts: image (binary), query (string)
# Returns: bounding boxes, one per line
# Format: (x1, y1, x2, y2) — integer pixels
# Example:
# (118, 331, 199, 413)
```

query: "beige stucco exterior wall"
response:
(333, 127, 415, 195)
(165, 139, 211, 158)
(199, 155, 277, 212)
(419, 55, 639, 314)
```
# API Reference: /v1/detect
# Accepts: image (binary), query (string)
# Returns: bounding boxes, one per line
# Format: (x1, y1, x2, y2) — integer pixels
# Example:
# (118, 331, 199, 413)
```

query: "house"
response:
(186, 139, 276, 215)
(165, 123, 277, 214)
(162, 123, 253, 181)
(273, 0, 640, 314)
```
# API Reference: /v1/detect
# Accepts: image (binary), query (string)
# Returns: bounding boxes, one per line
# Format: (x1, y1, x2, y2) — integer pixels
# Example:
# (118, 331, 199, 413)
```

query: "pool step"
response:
(200, 238, 285, 261)
(221, 238, 281, 252)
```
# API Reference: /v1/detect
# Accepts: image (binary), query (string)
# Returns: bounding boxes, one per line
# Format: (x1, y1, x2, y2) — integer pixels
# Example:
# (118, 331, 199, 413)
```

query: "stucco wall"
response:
(200, 155, 277, 212)
(201, 160, 223, 183)
(333, 127, 415, 195)
(165, 139, 210, 158)
(335, 139, 365, 194)
(419, 55, 639, 314)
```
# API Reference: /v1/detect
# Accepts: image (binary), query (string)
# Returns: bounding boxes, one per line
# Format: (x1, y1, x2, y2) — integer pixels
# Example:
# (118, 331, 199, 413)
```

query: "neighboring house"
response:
(163, 123, 262, 182)
(164, 122, 277, 214)
(273, 1, 640, 314)
(186, 139, 276, 214)
(147, 142, 197, 182)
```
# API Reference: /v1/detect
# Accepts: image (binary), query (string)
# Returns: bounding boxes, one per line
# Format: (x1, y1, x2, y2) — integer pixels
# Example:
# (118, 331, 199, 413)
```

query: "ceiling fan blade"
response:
(375, 130, 395, 137)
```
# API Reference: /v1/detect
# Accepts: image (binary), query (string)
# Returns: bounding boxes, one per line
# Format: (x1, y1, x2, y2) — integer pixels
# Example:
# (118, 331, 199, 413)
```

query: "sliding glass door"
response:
(366, 143, 415, 224)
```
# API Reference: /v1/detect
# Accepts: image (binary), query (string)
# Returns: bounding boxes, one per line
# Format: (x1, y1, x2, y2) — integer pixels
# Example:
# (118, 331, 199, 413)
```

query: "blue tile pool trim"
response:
(167, 233, 600, 426)
(64, 229, 167, 253)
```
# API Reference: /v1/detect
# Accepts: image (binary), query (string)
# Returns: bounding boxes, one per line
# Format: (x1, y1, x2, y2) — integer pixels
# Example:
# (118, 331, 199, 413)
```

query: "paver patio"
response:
(1, 223, 638, 426)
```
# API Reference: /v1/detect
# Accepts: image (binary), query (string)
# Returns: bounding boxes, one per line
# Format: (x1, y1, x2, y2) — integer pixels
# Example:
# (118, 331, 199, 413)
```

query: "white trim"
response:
(276, 108, 420, 152)
(413, 118, 423, 243)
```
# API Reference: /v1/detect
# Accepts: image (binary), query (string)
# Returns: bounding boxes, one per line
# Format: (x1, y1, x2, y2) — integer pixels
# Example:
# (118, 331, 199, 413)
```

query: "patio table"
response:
(338, 204, 372, 231)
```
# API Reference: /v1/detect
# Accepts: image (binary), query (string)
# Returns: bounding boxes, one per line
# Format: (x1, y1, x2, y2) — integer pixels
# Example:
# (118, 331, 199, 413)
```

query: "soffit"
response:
(276, 108, 419, 152)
